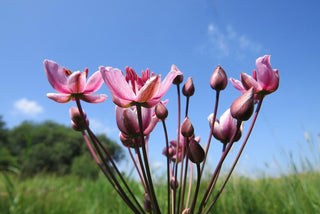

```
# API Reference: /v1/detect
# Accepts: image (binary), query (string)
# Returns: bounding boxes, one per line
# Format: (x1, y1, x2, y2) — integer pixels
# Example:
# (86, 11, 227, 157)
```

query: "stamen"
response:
(63, 67, 72, 76)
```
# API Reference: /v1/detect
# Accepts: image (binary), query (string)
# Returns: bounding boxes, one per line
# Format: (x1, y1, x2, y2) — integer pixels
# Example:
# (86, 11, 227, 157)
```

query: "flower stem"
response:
(136, 105, 161, 214)
(76, 98, 144, 213)
(197, 120, 242, 213)
(174, 83, 182, 214)
(189, 163, 201, 214)
(204, 97, 264, 213)
(161, 119, 171, 214)
(200, 90, 220, 178)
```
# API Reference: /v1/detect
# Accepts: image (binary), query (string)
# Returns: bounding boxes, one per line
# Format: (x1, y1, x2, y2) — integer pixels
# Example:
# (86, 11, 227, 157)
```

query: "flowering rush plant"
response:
(44, 55, 279, 214)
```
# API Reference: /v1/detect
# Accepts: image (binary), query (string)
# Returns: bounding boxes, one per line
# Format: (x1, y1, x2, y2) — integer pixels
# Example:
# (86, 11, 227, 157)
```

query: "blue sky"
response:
(1, 0, 320, 177)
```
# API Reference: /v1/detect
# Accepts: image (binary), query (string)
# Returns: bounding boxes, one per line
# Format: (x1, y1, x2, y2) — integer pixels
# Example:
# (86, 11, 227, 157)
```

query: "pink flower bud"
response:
(181, 117, 194, 138)
(155, 102, 168, 120)
(182, 77, 195, 97)
(69, 106, 89, 131)
(188, 139, 205, 164)
(210, 65, 228, 91)
(209, 109, 243, 144)
(230, 88, 255, 121)
(170, 176, 179, 190)
(171, 65, 184, 85)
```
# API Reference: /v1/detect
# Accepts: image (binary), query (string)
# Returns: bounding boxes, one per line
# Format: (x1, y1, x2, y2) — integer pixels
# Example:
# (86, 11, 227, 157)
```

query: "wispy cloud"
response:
(13, 98, 44, 116)
(199, 23, 263, 59)
(89, 118, 117, 135)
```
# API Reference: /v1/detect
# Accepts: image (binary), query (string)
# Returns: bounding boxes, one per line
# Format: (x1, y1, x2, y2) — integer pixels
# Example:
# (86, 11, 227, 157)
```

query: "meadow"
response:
(1, 169, 319, 214)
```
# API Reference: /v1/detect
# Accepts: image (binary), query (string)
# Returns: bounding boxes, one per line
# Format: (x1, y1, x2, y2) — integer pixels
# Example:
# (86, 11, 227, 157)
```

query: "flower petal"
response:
(84, 70, 104, 93)
(229, 78, 247, 94)
(82, 94, 108, 103)
(136, 75, 161, 103)
(46, 93, 72, 103)
(240, 72, 262, 91)
(67, 71, 87, 93)
(44, 60, 70, 93)
(256, 55, 279, 92)
(143, 107, 158, 135)
(100, 66, 136, 107)
(145, 69, 182, 107)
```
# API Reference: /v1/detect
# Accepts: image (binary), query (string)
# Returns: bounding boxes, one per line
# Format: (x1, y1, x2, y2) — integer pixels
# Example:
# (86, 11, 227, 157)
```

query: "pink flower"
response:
(208, 109, 243, 144)
(100, 65, 182, 108)
(45, 60, 107, 103)
(116, 101, 168, 144)
(230, 55, 279, 98)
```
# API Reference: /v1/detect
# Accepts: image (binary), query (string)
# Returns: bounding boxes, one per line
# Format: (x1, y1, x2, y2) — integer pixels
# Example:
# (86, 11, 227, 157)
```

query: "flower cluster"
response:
(45, 55, 279, 213)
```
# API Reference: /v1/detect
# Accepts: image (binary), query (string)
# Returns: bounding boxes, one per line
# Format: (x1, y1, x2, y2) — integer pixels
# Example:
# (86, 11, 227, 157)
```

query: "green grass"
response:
(1, 171, 320, 214)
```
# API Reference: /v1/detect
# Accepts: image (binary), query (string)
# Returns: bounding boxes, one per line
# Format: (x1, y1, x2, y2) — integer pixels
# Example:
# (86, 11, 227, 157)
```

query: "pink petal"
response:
(240, 72, 262, 91)
(82, 94, 107, 103)
(145, 69, 182, 107)
(67, 71, 87, 93)
(118, 107, 140, 135)
(157, 69, 182, 97)
(143, 108, 159, 135)
(136, 75, 161, 103)
(116, 107, 130, 134)
(46, 93, 72, 103)
(44, 60, 70, 94)
(100, 66, 136, 107)
(229, 78, 247, 94)
(84, 70, 104, 93)
(256, 55, 279, 92)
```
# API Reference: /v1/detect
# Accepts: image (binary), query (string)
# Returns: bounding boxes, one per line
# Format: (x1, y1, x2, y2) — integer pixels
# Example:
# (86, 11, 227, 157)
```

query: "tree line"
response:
(0, 116, 124, 179)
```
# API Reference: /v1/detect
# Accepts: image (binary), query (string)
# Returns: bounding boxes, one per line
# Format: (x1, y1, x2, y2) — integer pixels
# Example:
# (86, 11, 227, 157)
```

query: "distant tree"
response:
(0, 116, 18, 171)
(0, 116, 8, 147)
(6, 120, 124, 177)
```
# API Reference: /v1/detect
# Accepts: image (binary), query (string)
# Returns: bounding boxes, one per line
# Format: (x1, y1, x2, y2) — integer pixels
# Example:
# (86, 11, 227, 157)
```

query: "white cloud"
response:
(200, 23, 263, 59)
(13, 98, 44, 116)
(89, 118, 117, 135)
(207, 23, 229, 56)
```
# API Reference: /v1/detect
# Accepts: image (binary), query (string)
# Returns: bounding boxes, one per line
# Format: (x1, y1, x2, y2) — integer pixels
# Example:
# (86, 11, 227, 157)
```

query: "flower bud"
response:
(155, 102, 168, 120)
(181, 117, 194, 138)
(188, 139, 205, 164)
(69, 106, 89, 131)
(172, 65, 184, 85)
(210, 65, 228, 91)
(182, 77, 195, 97)
(162, 146, 174, 158)
(143, 193, 152, 212)
(170, 176, 179, 190)
(230, 88, 255, 121)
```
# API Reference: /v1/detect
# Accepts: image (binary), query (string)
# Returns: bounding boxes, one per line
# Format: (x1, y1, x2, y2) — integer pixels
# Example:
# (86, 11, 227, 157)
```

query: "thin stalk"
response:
(197, 120, 242, 213)
(76, 98, 144, 213)
(205, 98, 264, 213)
(179, 138, 190, 212)
(189, 164, 201, 214)
(128, 147, 147, 192)
(161, 119, 171, 214)
(177, 95, 191, 213)
(136, 105, 161, 214)
(135, 145, 151, 196)
(174, 83, 182, 214)
(200, 91, 220, 177)
(88, 129, 145, 213)
(185, 161, 193, 208)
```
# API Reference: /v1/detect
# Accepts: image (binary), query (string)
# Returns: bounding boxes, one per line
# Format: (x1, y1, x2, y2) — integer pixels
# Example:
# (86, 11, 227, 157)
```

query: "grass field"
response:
(1, 169, 319, 214)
